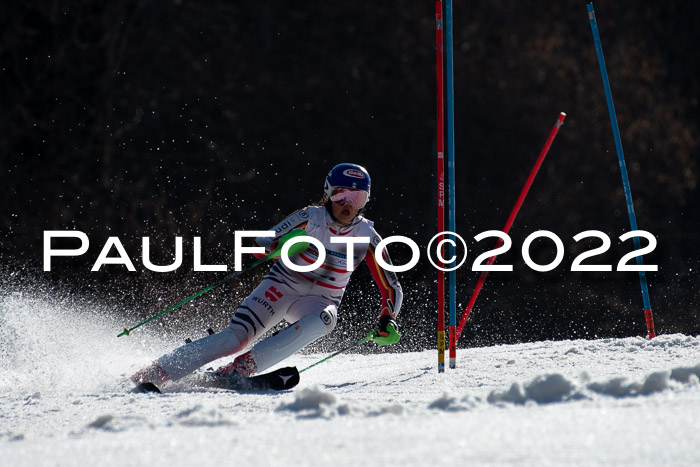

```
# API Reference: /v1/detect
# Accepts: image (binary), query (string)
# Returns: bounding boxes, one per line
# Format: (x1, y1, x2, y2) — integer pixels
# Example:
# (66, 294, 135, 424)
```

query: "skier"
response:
(131, 163, 403, 387)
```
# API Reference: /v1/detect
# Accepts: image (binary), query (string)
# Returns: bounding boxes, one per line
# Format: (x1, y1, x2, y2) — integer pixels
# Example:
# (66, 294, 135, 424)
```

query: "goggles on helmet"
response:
(330, 187, 369, 209)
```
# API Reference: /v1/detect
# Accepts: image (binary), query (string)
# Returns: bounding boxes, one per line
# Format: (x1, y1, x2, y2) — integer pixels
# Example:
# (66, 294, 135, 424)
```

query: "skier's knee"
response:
(317, 307, 336, 335)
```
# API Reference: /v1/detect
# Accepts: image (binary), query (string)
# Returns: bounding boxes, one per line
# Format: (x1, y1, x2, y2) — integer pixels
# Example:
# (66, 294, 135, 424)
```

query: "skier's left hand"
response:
(377, 314, 398, 336)
(373, 314, 401, 346)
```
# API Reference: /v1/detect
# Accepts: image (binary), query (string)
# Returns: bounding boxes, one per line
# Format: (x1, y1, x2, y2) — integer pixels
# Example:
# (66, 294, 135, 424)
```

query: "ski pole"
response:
(455, 112, 566, 341)
(299, 331, 374, 374)
(117, 229, 310, 337)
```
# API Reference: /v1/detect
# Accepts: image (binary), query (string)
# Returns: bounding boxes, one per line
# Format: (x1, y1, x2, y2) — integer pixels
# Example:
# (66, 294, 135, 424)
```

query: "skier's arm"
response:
(364, 232, 403, 320)
(253, 208, 310, 256)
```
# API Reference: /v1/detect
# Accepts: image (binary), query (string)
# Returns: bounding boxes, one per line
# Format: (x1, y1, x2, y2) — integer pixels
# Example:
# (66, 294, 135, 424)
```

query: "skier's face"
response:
(330, 188, 363, 224)
(330, 187, 368, 209)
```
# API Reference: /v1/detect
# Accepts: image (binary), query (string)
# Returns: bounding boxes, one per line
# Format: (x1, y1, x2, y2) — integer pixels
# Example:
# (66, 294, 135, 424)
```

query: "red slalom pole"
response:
(435, 1, 446, 372)
(456, 112, 567, 341)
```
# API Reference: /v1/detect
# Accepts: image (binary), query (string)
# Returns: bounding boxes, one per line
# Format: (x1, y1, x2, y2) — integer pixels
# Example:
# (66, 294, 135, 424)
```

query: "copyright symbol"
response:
(427, 231, 468, 272)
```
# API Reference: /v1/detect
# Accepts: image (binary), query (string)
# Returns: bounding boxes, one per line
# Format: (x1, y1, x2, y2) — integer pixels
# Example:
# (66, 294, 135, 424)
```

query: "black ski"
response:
(131, 366, 300, 394)
(132, 382, 161, 393)
(198, 366, 300, 392)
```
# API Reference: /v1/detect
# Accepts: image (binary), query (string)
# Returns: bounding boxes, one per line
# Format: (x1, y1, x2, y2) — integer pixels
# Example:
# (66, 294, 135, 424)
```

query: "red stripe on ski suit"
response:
(365, 245, 396, 318)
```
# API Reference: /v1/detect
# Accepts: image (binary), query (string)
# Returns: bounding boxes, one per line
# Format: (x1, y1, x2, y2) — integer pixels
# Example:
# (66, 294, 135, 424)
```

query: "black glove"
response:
(377, 314, 398, 337)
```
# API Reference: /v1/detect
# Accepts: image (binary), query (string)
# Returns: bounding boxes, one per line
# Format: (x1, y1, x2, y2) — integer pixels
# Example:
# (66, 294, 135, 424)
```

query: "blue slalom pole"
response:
(587, 3, 656, 338)
(445, 0, 458, 366)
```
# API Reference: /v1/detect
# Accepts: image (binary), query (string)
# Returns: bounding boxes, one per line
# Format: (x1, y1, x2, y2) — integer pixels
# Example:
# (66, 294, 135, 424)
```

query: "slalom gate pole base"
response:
(438, 330, 446, 373)
(449, 327, 456, 369)
(645, 309, 656, 339)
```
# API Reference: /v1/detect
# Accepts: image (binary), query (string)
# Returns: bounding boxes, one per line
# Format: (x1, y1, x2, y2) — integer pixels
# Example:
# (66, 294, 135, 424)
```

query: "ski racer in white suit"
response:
(131, 163, 403, 386)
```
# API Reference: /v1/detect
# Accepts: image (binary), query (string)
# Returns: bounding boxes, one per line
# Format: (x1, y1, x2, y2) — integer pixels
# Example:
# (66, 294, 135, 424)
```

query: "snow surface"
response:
(1, 290, 700, 466)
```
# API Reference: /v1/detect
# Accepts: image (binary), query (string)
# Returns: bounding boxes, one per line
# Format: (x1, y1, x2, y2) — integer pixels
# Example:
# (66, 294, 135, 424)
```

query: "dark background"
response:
(2, 1, 698, 351)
